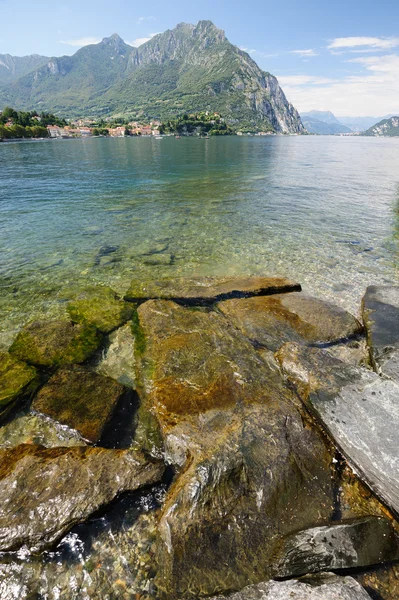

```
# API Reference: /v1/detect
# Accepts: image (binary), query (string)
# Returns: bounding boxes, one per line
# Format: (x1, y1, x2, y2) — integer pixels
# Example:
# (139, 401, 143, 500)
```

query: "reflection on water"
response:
(0, 135, 398, 342)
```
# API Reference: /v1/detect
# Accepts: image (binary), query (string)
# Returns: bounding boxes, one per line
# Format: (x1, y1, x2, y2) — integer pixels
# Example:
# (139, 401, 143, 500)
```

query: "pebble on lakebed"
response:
(0, 277, 399, 600)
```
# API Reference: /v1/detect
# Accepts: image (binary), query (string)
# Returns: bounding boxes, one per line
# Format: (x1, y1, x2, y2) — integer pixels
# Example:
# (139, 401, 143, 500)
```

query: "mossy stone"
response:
(0, 352, 38, 417)
(67, 286, 134, 334)
(9, 320, 101, 368)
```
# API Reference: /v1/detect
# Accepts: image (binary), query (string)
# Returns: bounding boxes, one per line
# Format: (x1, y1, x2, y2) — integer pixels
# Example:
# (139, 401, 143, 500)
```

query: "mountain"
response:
(337, 116, 381, 133)
(0, 54, 49, 84)
(0, 22, 304, 133)
(300, 110, 352, 134)
(363, 116, 399, 137)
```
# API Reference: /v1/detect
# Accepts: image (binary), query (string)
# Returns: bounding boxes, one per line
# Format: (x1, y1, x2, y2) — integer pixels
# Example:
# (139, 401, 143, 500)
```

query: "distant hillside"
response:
(301, 110, 352, 134)
(338, 116, 382, 133)
(0, 54, 49, 84)
(0, 22, 304, 133)
(363, 116, 399, 137)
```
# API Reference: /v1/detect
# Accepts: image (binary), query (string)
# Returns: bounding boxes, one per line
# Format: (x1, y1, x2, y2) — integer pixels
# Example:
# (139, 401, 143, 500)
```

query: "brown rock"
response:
(0, 444, 164, 552)
(218, 293, 362, 351)
(125, 276, 301, 305)
(32, 365, 128, 443)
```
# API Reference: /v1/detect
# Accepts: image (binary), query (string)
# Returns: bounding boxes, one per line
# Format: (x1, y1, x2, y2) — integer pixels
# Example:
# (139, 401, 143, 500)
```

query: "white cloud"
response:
(137, 16, 155, 24)
(328, 36, 399, 51)
(290, 49, 318, 57)
(128, 33, 160, 47)
(240, 47, 257, 55)
(278, 53, 399, 116)
(60, 37, 101, 47)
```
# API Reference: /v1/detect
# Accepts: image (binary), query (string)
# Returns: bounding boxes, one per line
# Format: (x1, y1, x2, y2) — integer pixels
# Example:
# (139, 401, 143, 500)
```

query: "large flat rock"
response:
(277, 342, 399, 516)
(362, 285, 399, 377)
(208, 573, 372, 600)
(135, 300, 335, 598)
(218, 293, 362, 351)
(273, 517, 399, 578)
(32, 365, 128, 443)
(125, 276, 301, 304)
(0, 444, 164, 552)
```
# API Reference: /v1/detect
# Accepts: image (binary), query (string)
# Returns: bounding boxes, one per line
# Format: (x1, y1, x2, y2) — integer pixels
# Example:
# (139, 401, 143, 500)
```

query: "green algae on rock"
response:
(67, 286, 134, 334)
(32, 365, 129, 443)
(9, 320, 101, 368)
(95, 323, 136, 388)
(125, 276, 301, 305)
(0, 352, 38, 421)
(217, 292, 362, 351)
(0, 444, 164, 552)
(0, 411, 86, 448)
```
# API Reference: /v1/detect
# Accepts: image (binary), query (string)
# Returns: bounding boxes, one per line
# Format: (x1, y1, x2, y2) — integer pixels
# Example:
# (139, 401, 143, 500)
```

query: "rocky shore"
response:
(1, 276, 399, 599)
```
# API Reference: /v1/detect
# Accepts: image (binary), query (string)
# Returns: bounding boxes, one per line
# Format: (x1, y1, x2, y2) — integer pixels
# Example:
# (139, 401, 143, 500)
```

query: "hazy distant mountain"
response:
(300, 110, 352, 134)
(363, 116, 399, 137)
(0, 22, 304, 133)
(0, 54, 49, 84)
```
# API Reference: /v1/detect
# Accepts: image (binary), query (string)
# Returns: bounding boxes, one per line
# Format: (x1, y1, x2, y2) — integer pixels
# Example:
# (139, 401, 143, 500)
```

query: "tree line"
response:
(0, 106, 67, 139)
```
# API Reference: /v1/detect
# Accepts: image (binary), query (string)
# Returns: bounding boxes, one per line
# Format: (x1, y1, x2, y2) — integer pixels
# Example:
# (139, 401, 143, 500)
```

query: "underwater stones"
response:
(273, 517, 399, 578)
(95, 323, 136, 388)
(362, 285, 399, 377)
(9, 320, 101, 368)
(32, 365, 128, 443)
(125, 276, 301, 304)
(0, 444, 164, 552)
(207, 573, 373, 600)
(277, 343, 399, 515)
(217, 293, 362, 351)
(0, 352, 38, 420)
(67, 286, 133, 334)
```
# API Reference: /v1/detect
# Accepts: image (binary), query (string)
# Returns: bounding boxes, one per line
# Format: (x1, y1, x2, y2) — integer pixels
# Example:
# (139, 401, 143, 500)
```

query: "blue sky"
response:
(1, 0, 398, 116)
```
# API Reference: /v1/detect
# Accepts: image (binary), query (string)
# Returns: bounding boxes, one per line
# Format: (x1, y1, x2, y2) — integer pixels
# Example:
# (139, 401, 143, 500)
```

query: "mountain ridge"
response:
(0, 21, 304, 133)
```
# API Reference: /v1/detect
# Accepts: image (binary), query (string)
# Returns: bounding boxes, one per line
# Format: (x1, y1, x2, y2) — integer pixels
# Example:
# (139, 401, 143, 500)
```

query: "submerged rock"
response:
(208, 573, 373, 599)
(362, 285, 399, 378)
(135, 300, 335, 598)
(9, 320, 101, 368)
(67, 286, 133, 334)
(273, 517, 399, 578)
(125, 275, 301, 304)
(95, 323, 136, 388)
(32, 365, 129, 443)
(277, 342, 399, 515)
(218, 293, 361, 351)
(0, 411, 86, 448)
(0, 444, 164, 552)
(0, 352, 38, 421)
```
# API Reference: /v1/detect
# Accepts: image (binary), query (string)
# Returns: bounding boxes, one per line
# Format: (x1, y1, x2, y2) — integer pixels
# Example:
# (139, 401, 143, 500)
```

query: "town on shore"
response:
(0, 106, 281, 140)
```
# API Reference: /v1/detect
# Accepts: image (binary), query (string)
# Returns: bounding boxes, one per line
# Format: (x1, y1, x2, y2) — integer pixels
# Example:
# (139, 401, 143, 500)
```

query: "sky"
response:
(0, 0, 399, 117)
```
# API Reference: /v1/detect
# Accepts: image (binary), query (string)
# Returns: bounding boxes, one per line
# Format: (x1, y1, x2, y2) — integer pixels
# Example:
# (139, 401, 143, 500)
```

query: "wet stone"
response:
(277, 342, 399, 516)
(67, 286, 134, 334)
(362, 285, 399, 378)
(273, 517, 399, 578)
(0, 411, 86, 448)
(135, 300, 335, 598)
(32, 365, 129, 443)
(95, 323, 136, 388)
(0, 444, 164, 552)
(125, 275, 301, 305)
(207, 573, 373, 600)
(9, 320, 101, 368)
(0, 352, 38, 420)
(217, 292, 362, 351)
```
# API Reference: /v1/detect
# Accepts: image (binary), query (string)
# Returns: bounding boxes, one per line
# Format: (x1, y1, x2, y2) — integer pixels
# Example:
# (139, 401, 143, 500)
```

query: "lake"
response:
(0, 135, 398, 345)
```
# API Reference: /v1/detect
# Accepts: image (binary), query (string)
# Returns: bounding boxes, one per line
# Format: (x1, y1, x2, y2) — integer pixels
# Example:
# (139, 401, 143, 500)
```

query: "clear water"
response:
(1, 135, 399, 347)
(1, 134, 399, 598)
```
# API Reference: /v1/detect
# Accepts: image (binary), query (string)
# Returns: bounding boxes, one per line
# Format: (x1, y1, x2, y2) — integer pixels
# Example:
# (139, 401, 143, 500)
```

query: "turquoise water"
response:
(1, 135, 398, 345)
